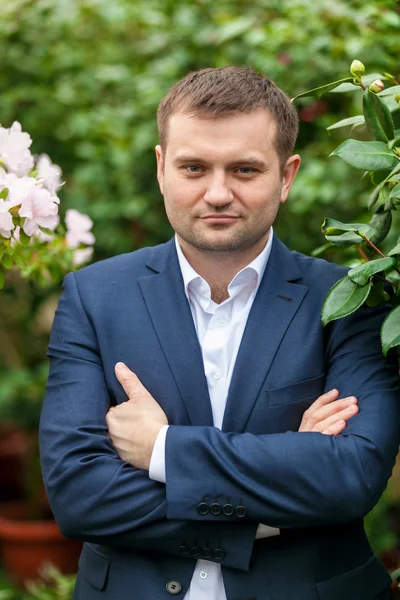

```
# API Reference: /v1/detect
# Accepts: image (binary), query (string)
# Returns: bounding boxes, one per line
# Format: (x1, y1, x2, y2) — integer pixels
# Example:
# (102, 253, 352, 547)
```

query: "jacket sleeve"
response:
(39, 272, 257, 571)
(164, 301, 400, 527)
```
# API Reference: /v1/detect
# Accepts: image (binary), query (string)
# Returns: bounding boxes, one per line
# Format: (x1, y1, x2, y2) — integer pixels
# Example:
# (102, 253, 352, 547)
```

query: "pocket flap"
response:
(266, 374, 325, 406)
(316, 555, 391, 600)
(78, 543, 110, 590)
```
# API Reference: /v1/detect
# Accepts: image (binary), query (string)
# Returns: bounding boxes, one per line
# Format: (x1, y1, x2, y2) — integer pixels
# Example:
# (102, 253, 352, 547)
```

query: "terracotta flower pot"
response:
(0, 511, 82, 589)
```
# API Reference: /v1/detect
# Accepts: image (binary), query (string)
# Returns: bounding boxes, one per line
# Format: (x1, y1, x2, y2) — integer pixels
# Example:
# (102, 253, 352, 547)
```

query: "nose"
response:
(204, 171, 233, 206)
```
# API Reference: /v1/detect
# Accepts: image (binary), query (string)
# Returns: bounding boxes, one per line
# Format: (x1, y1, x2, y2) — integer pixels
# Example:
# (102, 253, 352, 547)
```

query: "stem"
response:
(377, 274, 398, 288)
(356, 246, 370, 261)
(359, 79, 367, 91)
(360, 234, 386, 258)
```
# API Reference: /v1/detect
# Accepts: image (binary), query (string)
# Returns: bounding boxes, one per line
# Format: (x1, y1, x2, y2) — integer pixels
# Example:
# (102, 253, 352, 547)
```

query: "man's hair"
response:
(157, 66, 299, 173)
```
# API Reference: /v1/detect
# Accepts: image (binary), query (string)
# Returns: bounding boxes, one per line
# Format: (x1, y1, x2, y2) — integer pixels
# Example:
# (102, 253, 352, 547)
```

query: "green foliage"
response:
(0, 565, 76, 600)
(295, 60, 400, 356)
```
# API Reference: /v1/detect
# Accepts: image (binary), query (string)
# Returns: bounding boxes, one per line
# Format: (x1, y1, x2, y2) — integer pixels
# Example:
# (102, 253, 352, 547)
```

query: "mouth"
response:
(200, 215, 241, 224)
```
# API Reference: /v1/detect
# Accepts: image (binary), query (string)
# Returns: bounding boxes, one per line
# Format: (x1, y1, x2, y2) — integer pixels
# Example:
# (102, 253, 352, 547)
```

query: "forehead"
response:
(165, 109, 278, 162)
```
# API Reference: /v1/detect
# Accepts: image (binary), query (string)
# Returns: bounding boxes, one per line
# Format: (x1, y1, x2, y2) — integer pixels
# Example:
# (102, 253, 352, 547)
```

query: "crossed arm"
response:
(107, 362, 359, 471)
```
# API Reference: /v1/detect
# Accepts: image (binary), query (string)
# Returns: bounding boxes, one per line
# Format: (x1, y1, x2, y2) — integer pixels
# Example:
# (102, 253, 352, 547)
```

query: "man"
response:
(39, 67, 400, 600)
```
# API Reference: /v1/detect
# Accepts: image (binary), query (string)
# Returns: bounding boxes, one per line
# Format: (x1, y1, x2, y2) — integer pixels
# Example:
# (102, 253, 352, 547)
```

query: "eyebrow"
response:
(173, 155, 269, 170)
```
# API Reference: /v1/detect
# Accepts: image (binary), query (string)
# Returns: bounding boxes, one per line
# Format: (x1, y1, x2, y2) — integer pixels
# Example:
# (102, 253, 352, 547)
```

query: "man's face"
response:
(155, 108, 300, 256)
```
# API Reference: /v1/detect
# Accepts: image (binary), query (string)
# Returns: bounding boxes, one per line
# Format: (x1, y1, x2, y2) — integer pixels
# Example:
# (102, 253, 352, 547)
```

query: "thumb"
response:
(115, 362, 142, 399)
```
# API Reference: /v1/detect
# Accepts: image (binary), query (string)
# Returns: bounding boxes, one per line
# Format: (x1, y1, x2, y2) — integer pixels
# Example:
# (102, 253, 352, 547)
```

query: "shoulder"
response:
(71, 240, 171, 284)
(292, 250, 349, 287)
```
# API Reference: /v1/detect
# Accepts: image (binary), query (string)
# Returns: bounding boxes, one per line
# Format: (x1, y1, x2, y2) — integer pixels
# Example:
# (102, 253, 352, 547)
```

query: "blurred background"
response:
(0, 0, 399, 595)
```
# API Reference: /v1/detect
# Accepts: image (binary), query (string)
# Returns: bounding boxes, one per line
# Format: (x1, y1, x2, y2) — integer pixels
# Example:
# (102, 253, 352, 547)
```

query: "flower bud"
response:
(369, 79, 385, 93)
(350, 60, 365, 78)
(394, 94, 400, 105)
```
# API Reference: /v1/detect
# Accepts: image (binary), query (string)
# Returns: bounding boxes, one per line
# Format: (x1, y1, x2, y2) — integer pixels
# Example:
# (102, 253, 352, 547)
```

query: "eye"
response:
(184, 165, 204, 173)
(235, 167, 257, 175)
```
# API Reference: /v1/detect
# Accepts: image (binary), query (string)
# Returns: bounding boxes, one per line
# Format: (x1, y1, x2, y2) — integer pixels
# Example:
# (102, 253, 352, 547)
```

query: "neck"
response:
(177, 234, 269, 304)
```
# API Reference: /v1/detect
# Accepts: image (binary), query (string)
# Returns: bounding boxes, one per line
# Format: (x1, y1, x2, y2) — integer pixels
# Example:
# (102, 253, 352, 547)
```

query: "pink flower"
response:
(65, 209, 95, 249)
(10, 177, 59, 237)
(0, 201, 14, 238)
(73, 247, 94, 266)
(0, 122, 34, 176)
(36, 154, 63, 195)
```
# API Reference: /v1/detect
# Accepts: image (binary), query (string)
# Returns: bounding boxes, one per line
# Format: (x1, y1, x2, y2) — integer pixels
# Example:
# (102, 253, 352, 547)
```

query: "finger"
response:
(309, 389, 340, 409)
(315, 403, 359, 433)
(311, 396, 358, 423)
(115, 362, 142, 397)
(321, 420, 346, 436)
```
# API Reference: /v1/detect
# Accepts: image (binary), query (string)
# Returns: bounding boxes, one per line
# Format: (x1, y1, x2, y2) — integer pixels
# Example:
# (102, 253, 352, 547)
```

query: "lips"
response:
(201, 215, 240, 223)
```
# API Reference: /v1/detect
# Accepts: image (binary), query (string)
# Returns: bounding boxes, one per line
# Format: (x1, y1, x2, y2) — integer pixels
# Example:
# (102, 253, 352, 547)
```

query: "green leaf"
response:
(330, 140, 398, 171)
(363, 90, 394, 142)
(381, 305, 400, 356)
(38, 226, 54, 237)
(391, 567, 400, 582)
(348, 257, 395, 286)
(390, 183, 400, 199)
(13, 253, 25, 268)
(363, 91, 394, 142)
(19, 229, 31, 247)
(327, 115, 365, 131)
(369, 210, 392, 245)
(366, 278, 390, 307)
(385, 268, 400, 286)
(291, 78, 354, 101)
(2, 254, 13, 269)
(322, 275, 371, 326)
(321, 218, 377, 240)
(0, 187, 9, 200)
(388, 244, 400, 256)
(0, 268, 4, 289)
(379, 85, 400, 97)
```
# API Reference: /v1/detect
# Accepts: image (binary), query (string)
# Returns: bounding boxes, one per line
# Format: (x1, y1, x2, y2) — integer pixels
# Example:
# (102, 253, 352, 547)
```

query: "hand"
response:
(106, 363, 168, 470)
(298, 389, 358, 435)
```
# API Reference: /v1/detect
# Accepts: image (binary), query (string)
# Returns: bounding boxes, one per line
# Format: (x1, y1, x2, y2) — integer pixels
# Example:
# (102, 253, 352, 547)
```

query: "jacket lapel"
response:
(222, 238, 308, 433)
(137, 240, 213, 426)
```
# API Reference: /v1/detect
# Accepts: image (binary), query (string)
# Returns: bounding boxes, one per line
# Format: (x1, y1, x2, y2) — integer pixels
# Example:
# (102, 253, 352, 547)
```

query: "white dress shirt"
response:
(149, 231, 279, 600)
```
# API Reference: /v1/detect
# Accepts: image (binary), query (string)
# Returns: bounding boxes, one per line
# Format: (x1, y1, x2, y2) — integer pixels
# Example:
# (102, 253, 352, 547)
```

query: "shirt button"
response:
(219, 319, 226, 327)
(213, 371, 221, 380)
(200, 571, 207, 579)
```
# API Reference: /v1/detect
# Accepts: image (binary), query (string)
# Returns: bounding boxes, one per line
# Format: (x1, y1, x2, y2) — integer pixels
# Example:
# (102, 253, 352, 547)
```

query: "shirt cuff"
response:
(149, 424, 169, 483)
(255, 524, 280, 539)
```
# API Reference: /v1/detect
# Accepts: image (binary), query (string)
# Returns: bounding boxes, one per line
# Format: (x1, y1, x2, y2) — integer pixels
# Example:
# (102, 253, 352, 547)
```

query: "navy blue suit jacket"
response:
(39, 236, 400, 600)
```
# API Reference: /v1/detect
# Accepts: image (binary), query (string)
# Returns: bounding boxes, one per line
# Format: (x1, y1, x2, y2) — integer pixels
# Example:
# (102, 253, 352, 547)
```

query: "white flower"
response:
(10, 177, 59, 237)
(0, 122, 34, 176)
(65, 209, 95, 249)
(73, 247, 94, 266)
(36, 154, 63, 195)
(0, 201, 14, 238)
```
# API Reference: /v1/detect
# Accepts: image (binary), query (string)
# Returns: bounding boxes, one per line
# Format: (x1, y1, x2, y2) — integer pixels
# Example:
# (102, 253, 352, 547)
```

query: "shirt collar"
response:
(175, 229, 274, 301)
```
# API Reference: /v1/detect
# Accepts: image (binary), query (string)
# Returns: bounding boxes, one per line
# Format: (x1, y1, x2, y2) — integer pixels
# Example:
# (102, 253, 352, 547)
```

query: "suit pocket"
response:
(266, 374, 325, 407)
(316, 555, 392, 600)
(78, 543, 110, 591)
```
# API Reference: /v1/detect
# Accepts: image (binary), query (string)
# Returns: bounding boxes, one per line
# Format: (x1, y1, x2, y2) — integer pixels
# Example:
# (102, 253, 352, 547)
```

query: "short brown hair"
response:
(157, 66, 299, 172)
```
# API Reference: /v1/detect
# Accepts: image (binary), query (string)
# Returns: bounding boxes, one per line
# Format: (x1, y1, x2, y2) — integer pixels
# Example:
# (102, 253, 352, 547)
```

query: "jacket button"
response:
(235, 504, 246, 518)
(190, 545, 201, 557)
(214, 548, 225, 560)
(166, 581, 182, 595)
(202, 547, 213, 559)
(178, 545, 189, 555)
(210, 502, 222, 515)
(197, 502, 209, 515)
(222, 503, 234, 516)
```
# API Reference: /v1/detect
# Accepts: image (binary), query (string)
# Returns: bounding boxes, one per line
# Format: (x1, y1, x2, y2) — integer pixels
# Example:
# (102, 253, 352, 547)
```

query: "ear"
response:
(280, 154, 301, 205)
(155, 145, 164, 195)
